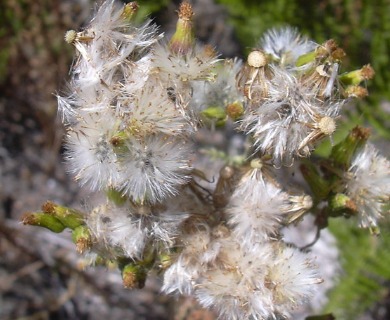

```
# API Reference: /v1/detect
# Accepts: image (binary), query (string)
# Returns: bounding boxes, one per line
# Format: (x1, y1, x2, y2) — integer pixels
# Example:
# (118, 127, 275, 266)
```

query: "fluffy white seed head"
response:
(345, 143, 390, 228)
(259, 27, 316, 67)
(167, 231, 322, 320)
(227, 168, 292, 247)
(65, 113, 122, 191)
(264, 244, 323, 314)
(118, 83, 193, 136)
(119, 134, 192, 204)
(152, 43, 219, 83)
(86, 200, 189, 260)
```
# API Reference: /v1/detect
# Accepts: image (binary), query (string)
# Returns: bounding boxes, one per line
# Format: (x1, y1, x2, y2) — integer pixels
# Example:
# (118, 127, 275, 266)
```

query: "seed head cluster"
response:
(46, 1, 388, 319)
(237, 30, 351, 166)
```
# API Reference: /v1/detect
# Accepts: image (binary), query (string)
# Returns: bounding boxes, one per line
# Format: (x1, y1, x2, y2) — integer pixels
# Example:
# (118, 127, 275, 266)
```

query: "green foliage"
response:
(323, 219, 390, 319)
(0, 2, 26, 82)
(126, 0, 169, 23)
(216, 0, 390, 139)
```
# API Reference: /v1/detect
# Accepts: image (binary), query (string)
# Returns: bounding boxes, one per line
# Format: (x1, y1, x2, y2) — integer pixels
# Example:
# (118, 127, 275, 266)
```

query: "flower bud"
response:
(330, 126, 371, 169)
(72, 225, 92, 254)
(158, 253, 173, 271)
(344, 85, 368, 99)
(328, 193, 357, 217)
(21, 212, 66, 233)
(201, 106, 227, 127)
(121, 2, 139, 22)
(339, 64, 375, 86)
(122, 263, 147, 289)
(41, 201, 84, 230)
(226, 101, 244, 120)
(169, 2, 195, 55)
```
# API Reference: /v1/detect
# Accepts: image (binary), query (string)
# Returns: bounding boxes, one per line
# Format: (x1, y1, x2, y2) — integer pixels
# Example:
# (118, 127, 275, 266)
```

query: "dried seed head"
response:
(247, 50, 267, 68)
(345, 85, 369, 99)
(220, 165, 235, 179)
(64, 30, 77, 44)
(316, 39, 338, 58)
(250, 158, 263, 169)
(315, 64, 331, 77)
(361, 64, 375, 80)
(331, 47, 346, 61)
(178, 1, 194, 20)
(318, 116, 336, 135)
(301, 195, 313, 210)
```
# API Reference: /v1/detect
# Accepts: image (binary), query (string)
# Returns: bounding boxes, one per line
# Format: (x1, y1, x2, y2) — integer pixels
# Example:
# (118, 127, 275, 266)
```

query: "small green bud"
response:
(169, 2, 195, 55)
(21, 212, 66, 233)
(330, 126, 371, 169)
(328, 193, 357, 217)
(158, 253, 173, 271)
(72, 225, 92, 254)
(122, 263, 147, 289)
(110, 131, 127, 146)
(339, 64, 375, 86)
(201, 106, 227, 127)
(121, 2, 139, 22)
(41, 201, 84, 230)
(369, 226, 381, 236)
